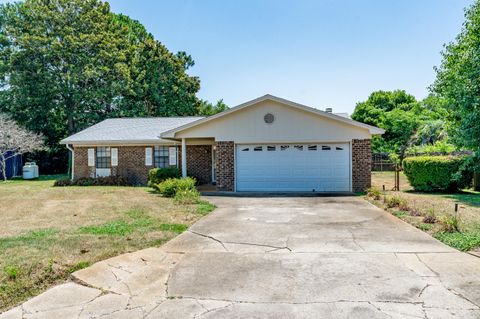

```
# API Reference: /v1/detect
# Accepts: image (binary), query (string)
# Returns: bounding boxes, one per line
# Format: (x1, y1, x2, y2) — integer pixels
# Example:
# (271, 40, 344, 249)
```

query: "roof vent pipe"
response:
(325, 107, 333, 113)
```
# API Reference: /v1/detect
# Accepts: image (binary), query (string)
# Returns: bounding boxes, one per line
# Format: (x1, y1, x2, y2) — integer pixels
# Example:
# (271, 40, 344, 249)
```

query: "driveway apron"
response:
(2, 197, 480, 318)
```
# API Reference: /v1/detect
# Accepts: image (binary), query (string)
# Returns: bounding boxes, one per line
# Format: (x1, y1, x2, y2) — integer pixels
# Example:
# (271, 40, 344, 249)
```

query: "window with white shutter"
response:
(88, 148, 95, 167)
(145, 147, 153, 166)
(96, 147, 111, 168)
(111, 148, 118, 166)
(154, 146, 169, 167)
(169, 147, 177, 166)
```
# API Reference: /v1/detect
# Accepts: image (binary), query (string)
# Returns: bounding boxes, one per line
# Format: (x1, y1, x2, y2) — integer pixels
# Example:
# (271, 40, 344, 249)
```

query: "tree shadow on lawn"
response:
(402, 189, 480, 207)
(443, 191, 480, 207)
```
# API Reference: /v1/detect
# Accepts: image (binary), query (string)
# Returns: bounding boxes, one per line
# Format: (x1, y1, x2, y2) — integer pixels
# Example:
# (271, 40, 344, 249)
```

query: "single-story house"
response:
(61, 94, 384, 192)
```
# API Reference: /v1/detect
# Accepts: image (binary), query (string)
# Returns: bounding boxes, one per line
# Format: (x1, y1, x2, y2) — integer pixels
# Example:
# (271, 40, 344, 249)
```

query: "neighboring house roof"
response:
(60, 117, 204, 145)
(334, 112, 350, 119)
(161, 94, 385, 138)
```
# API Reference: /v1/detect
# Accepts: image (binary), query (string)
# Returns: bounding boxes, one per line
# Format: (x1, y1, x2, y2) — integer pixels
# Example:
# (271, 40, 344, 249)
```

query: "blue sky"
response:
(1, 0, 473, 113)
(106, 0, 472, 113)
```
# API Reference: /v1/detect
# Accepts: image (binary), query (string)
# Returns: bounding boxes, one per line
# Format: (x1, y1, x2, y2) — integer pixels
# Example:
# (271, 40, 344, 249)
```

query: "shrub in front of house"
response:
(54, 176, 128, 187)
(53, 177, 72, 186)
(147, 167, 181, 187)
(155, 177, 197, 198)
(174, 188, 201, 204)
(402, 156, 472, 192)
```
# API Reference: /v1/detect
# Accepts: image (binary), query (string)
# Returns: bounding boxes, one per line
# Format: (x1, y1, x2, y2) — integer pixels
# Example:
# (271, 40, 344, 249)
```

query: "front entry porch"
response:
(180, 138, 216, 187)
(179, 138, 234, 192)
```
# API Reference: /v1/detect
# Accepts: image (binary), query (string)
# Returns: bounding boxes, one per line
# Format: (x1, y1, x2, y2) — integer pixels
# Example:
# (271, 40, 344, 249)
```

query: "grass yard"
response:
(370, 171, 480, 252)
(0, 176, 214, 311)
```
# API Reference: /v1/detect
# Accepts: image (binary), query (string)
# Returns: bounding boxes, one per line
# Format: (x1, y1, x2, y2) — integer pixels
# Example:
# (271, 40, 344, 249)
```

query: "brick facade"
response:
(74, 139, 371, 192)
(352, 139, 372, 192)
(215, 141, 235, 191)
(74, 145, 214, 186)
(73, 147, 95, 178)
(185, 145, 212, 184)
(115, 146, 152, 185)
(74, 146, 152, 185)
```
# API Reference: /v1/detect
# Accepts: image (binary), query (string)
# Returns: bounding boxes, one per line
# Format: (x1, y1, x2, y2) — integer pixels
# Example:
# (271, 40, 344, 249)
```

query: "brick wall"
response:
(73, 147, 95, 178)
(116, 146, 152, 185)
(352, 139, 372, 192)
(74, 145, 215, 186)
(186, 145, 212, 184)
(215, 141, 234, 191)
(74, 146, 151, 185)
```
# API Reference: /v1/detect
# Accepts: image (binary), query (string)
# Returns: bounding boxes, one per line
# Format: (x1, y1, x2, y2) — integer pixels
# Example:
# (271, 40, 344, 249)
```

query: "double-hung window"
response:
(96, 147, 111, 168)
(154, 146, 169, 168)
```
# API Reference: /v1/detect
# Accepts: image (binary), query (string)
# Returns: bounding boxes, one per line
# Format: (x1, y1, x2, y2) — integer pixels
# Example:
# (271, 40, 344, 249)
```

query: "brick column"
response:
(215, 141, 234, 191)
(352, 139, 372, 192)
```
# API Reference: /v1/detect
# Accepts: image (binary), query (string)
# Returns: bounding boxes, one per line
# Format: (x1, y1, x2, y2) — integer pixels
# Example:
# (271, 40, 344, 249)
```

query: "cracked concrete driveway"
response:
(2, 196, 480, 318)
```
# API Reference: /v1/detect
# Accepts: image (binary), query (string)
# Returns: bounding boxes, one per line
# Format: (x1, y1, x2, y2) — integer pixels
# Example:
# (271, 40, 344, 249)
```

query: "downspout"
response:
(66, 144, 74, 180)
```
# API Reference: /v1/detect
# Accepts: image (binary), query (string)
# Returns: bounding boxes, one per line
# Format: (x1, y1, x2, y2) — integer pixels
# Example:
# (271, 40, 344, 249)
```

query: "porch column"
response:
(181, 138, 187, 178)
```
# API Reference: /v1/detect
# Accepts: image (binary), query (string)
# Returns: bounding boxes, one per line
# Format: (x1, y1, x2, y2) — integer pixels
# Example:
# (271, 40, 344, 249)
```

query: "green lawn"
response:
(370, 171, 480, 252)
(0, 176, 214, 311)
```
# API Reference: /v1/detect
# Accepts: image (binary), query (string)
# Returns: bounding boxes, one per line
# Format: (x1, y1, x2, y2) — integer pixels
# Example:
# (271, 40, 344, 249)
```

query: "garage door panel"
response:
(236, 143, 350, 192)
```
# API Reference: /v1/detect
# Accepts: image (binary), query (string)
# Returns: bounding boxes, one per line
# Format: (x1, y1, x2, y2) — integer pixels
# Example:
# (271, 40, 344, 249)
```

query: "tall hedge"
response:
(402, 156, 468, 192)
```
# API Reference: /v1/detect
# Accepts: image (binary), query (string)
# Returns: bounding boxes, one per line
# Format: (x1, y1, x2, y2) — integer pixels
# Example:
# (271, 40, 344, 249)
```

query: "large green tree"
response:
(352, 90, 451, 158)
(0, 0, 132, 142)
(433, 1, 480, 156)
(0, 0, 201, 172)
(352, 90, 423, 157)
(113, 14, 200, 117)
(198, 99, 228, 116)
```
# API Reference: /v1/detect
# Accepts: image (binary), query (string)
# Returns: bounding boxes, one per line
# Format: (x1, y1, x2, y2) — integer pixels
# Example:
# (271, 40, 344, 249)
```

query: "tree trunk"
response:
(65, 95, 76, 135)
(474, 172, 480, 191)
(67, 112, 75, 135)
(0, 154, 7, 182)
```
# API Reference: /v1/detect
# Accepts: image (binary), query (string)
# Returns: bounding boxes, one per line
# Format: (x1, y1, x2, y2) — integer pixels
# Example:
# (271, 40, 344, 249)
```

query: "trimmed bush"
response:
(453, 155, 476, 189)
(54, 176, 128, 187)
(402, 156, 469, 192)
(155, 177, 196, 198)
(148, 167, 181, 187)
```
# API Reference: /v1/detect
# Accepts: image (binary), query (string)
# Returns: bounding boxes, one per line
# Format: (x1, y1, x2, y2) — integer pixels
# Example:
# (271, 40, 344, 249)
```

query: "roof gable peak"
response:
(161, 94, 385, 138)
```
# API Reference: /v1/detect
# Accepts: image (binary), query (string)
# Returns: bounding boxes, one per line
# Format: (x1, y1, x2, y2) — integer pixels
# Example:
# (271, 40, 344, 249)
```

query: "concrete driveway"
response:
(2, 197, 480, 318)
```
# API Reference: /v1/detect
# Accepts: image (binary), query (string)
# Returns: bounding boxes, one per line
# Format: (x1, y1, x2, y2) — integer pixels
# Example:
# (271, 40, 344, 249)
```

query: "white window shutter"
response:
(145, 147, 152, 166)
(88, 148, 95, 167)
(169, 147, 177, 166)
(111, 148, 118, 166)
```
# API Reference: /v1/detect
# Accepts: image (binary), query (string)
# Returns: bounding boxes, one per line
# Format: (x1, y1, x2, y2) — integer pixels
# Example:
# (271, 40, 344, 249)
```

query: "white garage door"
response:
(236, 143, 350, 192)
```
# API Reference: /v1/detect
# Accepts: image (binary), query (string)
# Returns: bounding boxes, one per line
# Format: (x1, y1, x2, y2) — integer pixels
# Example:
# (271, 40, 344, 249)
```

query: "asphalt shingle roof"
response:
(61, 117, 204, 144)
